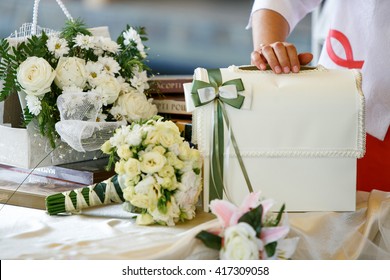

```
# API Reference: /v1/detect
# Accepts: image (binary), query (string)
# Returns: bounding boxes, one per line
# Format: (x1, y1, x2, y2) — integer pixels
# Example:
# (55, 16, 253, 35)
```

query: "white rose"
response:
(113, 90, 157, 122)
(150, 198, 181, 226)
(190, 149, 203, 170)
(158, 164, 175, 178)
(152, 145, 166, 155)
(180, 170, 199, 191)
(178, 141, 192, 161)
(100, 140, 112, 154)
(136, 213, 154, 225)
(125, 124, 143, 146)
(140, 151, 167, 174)
(174, 171, 202, 208)
(114, 160, 126, 175)
(220, 223, 261, 260)
(117, 144, 133, 160)
(17, 56, 56, 97)
(131, 176, 159, 209)
(124, 158, 141, 179)
(160, 176, 178, 191)
(95, 75, 121, 105)
(155, 121, 182, 149)
(165, 152, 184, 170)
(55, 57, 88, 89)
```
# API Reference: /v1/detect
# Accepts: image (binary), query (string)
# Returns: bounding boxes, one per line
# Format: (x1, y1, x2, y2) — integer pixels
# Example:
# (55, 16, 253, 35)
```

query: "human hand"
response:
(251, 42, 313, 74)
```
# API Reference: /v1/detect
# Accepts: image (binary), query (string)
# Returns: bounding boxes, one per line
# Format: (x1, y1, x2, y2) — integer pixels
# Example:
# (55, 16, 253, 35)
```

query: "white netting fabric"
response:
(57, 92, 103, 121)
(55, 120, 123, 152)
(56, 91, 125, 152)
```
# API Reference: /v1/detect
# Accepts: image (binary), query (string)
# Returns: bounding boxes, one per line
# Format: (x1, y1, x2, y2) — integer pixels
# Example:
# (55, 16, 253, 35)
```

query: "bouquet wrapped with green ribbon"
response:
(46, 116, 203, 226)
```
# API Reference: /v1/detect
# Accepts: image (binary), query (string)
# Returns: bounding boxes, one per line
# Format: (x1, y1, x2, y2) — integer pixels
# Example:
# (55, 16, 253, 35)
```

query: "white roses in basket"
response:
(0, 20, 156, 148)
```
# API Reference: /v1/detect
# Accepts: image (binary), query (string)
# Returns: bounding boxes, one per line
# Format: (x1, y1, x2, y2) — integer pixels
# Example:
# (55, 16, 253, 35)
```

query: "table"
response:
(1, 190, 390, 260)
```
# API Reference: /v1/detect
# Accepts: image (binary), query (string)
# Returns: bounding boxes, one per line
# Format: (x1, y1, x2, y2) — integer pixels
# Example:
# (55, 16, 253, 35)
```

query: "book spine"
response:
(152, 98, 191, 115)
(148, 77, 193, 94)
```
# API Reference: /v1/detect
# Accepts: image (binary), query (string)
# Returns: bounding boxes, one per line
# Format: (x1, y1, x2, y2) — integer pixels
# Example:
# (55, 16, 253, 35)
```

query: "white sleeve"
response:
(247, 0, 323, 32)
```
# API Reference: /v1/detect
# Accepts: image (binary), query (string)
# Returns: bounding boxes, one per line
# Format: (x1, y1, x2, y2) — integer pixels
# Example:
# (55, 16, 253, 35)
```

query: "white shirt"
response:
(248, 0, 390, 140)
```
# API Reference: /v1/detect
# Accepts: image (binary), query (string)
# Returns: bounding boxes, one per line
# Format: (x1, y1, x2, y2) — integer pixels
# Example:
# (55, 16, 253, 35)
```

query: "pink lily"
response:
(261, 226, 289, 245)
(209, 191, 274, 229)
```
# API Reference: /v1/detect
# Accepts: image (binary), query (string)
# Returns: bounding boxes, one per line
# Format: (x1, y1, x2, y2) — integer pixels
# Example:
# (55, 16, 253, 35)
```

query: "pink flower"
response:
(210, 191, 273, 228)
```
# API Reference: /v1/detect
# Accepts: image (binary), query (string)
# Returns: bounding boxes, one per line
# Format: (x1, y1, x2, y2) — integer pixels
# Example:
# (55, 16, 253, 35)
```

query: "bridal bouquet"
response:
(46, 116, 203, 226)
(0, 19, 157, 148)
(196, 192, 299, 260)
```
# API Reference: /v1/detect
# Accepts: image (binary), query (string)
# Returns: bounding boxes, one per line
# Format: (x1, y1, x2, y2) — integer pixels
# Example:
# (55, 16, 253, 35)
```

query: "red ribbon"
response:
(326, 29, 364, 69)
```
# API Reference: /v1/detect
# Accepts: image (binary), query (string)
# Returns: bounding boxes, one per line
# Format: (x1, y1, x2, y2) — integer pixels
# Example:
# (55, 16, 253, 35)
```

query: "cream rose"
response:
(113, 90, 157, 122)
(155, 121, 182, 149)
(139, 151, 167, 174)
(114, 159, 126, 175)
(117, 144, 133, 160)
(94, 75, 121, 105)
(124, 158, 141, 179)
(131, 176, 159, 209)
(17, 56, 56, 97)
(150, 198, 181, 226)
(55, 57, 88, 89)
(165, 151, 185, 170)
(100, 140, 112, 154)
(158, 164, 175, 178)
(220, 223, 261, 260)
(178, 141, 192, 161)
(136, 213, 154, 225)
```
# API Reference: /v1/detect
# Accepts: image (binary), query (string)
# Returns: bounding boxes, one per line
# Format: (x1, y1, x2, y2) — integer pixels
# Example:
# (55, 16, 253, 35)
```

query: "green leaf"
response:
(238, 204, 263, 235)
(195, 230, 222, 250)
(157, 195, 168, 214)
(22, 107, 34, 126)
(274, 204, 285, 226)
(60, 18, 91, 42)
(264, 241, 278, 258)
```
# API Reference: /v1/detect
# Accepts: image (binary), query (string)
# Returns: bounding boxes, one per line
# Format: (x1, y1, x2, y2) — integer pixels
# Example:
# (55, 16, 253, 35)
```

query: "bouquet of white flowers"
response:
(46, 116, 203, 226)
(0, 1, 156, 149)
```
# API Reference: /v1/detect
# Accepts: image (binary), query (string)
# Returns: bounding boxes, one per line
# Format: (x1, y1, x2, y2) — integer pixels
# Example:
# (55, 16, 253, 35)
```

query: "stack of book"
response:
(148, 75, 193, 142)
(0, 158, 115, 210)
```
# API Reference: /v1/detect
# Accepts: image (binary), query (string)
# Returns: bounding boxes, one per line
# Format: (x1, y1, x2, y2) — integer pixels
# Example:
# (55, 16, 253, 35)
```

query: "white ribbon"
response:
(197, 84, 238, 104)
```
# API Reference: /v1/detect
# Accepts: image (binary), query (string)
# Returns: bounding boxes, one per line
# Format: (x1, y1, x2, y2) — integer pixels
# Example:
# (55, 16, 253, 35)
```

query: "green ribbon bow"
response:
(191, 68, 254, 203)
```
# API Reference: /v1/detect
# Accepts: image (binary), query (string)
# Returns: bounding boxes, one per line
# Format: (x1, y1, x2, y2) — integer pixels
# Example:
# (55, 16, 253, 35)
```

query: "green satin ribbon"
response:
(191, 68, 254, 203)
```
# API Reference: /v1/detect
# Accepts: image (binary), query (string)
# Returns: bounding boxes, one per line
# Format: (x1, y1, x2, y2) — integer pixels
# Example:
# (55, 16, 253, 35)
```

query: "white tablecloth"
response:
(1, 190, 390, 260)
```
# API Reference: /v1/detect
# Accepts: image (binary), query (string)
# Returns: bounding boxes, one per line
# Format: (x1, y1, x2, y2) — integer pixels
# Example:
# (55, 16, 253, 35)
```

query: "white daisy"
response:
(98, 37, 119, 53)
(25, 95, 42, 116)
(98, 56, 121, 75)
(46, 36, 69, 58)
(122, 27, 140, 46)
(130, 68, 149, 93)
(85, 61, 104, 86)
(73, 34, 95, 50)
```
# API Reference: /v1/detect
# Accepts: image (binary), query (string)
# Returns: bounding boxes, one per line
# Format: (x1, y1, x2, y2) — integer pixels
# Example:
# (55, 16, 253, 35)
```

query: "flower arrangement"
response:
(0, 19, 157, 148)
(46, 116, 203, 226)
(196, 192, 298, 260)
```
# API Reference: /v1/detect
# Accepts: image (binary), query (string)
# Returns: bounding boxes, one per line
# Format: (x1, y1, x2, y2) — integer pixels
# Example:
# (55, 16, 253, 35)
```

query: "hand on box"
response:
(251, 42, 313, 74)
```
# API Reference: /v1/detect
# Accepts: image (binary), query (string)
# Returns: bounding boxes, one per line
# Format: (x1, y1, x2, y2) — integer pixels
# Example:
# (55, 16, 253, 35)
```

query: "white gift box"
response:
(184, 66, 365, 212)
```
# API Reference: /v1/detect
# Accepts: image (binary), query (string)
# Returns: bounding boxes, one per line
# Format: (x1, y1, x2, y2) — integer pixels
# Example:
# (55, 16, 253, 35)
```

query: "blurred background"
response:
(0, 0, 314, 75)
